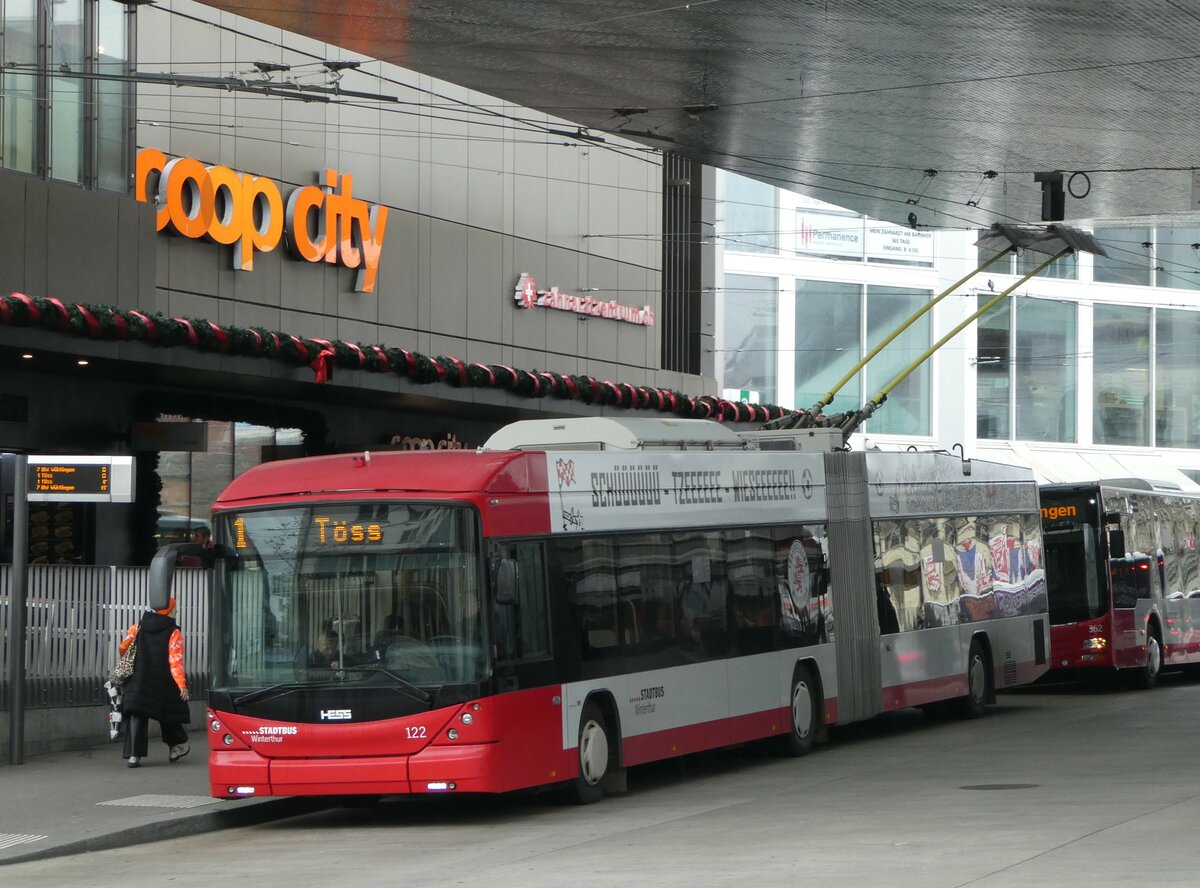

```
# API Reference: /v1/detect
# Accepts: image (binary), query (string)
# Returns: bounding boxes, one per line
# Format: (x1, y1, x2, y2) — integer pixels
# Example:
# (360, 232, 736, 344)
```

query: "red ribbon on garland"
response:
(309, 338, 336, 384)
(75, 304, 101, 338)
(175, 318, 199, 346)
(11, 293, 41, 322)
(46, 297, 72, 331)
(208, 322, 230, 352)
(127, 310, 158, 341)
(470, 362, 495, 386)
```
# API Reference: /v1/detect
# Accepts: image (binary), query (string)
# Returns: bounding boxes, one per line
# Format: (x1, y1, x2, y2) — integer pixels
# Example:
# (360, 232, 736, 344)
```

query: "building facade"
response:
(0, 0, 717, 566)
(716, 171, 1200, 482)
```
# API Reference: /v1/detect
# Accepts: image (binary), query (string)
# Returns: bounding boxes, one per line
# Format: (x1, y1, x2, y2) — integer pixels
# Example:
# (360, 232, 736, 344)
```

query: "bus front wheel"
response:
(568, 700, 614, 804)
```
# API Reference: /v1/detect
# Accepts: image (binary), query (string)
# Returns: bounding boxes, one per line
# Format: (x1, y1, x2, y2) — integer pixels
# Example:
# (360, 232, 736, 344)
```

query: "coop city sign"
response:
(134, 148, 388, 293)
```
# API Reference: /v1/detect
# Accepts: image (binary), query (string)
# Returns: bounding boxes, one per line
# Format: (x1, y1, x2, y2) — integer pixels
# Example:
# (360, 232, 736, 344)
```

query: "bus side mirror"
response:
(1109, 529, 1126, 560)
(493, 558, 519, 605)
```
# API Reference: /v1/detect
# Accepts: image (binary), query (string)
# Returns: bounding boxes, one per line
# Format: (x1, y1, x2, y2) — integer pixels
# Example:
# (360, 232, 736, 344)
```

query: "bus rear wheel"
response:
(779, 665, 819, 756)
(568, 701, 614, 804)
(953, 639, 989, 719)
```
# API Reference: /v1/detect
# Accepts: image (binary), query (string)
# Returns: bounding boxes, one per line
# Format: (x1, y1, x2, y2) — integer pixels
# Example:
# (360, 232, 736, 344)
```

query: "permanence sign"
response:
(27, 456, 135, 503)
(135, 149, 388, 294)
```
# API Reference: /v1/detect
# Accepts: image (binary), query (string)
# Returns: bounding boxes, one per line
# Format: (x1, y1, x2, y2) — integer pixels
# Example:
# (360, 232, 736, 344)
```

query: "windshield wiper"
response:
(232, 681, 337, 707)
(339, 665, 433, 704)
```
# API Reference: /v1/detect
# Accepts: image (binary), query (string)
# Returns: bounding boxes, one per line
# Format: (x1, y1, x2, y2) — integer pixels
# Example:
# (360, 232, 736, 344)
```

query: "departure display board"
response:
(31, 464, 109, 496)
(26, 456, 135, 503)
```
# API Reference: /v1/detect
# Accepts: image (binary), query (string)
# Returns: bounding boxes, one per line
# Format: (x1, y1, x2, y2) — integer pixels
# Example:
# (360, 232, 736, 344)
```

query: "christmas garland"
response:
(0, 291, 841, 426)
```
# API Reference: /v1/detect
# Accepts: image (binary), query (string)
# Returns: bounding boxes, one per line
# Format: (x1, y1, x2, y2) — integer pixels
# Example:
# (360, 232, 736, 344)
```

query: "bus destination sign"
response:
(27, 456, 135, 503)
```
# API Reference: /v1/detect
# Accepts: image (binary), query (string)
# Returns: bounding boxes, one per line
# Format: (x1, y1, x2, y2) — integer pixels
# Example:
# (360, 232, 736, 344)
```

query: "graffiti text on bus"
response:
(591, 465, 663, 508)
(730, 468, 796, 503)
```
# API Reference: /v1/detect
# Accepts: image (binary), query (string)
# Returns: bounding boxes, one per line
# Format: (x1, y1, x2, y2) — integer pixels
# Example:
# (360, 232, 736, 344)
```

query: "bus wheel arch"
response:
(779, 660, 823, 756)
(567, 693, 621, 804)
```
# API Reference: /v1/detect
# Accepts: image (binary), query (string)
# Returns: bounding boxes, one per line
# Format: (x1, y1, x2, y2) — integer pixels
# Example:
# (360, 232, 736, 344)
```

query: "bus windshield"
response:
(1041, 489, 1107, 624)
(212, 503, 486, 690)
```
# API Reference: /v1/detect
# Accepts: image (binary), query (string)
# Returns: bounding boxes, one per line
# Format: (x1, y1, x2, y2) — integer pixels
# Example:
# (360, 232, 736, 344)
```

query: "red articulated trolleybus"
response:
(1041, 481, 1200, 686)
(202, 418, 1049, 802)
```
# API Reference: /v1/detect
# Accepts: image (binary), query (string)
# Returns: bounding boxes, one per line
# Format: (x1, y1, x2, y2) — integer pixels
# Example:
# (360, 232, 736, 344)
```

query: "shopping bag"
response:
(104, 680, 124, 742)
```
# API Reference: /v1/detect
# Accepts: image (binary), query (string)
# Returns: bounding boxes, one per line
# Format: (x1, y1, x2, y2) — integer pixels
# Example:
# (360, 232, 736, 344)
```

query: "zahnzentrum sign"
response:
(135, 148, 388, 293)
(514, 273, 655, 326)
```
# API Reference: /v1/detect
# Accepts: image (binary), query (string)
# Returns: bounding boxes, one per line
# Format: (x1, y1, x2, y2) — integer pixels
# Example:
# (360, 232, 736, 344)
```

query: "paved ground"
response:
(0, 733, 316, 866)
(3, 674, 1199, 886)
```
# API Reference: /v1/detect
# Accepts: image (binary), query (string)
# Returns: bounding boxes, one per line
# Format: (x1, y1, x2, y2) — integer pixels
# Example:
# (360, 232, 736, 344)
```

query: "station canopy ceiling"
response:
(202, 0, 1200, 231)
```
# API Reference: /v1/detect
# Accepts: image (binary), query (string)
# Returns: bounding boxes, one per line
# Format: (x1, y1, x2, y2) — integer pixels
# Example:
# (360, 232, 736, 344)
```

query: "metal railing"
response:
(0, 565, 209, 709)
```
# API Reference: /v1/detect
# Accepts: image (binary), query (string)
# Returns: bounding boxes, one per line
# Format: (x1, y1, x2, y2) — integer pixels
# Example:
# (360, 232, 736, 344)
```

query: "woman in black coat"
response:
(118, 597, 191, 767)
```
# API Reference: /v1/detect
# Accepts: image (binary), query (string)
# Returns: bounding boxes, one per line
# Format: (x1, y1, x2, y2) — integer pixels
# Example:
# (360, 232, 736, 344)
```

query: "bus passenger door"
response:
(490, 541, 557, 691)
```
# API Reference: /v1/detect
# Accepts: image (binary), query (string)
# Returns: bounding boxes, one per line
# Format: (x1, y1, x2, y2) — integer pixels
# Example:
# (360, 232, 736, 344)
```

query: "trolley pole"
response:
(8, 454, 29, 765)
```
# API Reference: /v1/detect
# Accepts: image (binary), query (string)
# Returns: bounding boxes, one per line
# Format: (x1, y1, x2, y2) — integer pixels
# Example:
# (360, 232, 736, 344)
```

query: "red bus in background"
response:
(1041, 482, 1200, 686)
(203, 418, 1049, 803)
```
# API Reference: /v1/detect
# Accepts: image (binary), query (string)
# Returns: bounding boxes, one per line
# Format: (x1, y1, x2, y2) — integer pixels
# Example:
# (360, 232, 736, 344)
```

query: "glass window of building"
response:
(864, 286, 931, 436)
(96, 0, 132, 191)
(156, 419, 305, 545)
(1, 0, 132, 188)
(2, 0, 38, 173)
(1155, 309, 1200, 448)
(50, 0, 86, 183)
(722, 274, 778, 404)
(976, 299, 1010, 440)
(794, 280, 861, 411)
(1093, 227, 1153, 286)
(977, 297, 1078, 444)
(1094, 305, 1151, 446)
(724, 173, 778, 254)
(1014, 298, 1076, 442)
(1016, 246, 1077, 280)
(1154, 227, 1200, 292)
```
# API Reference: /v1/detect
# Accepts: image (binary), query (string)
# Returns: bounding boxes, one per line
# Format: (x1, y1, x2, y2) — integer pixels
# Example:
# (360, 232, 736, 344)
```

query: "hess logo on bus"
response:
(320, 709, 352, 721)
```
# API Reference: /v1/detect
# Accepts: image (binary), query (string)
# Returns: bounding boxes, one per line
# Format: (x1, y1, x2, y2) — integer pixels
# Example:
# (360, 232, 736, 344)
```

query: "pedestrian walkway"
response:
(0, 741, 315, 866)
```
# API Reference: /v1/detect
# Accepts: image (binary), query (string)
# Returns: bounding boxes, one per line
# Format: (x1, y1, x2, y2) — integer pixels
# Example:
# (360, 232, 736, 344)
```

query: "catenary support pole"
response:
(8, 454, 29, 765)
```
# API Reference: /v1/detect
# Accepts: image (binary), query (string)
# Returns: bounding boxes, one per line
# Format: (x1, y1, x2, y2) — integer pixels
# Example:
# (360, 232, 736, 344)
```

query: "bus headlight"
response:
(447, 728, 459, 740)
(1082, 637, 1107, 650)
(460, 712, 474, 725)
